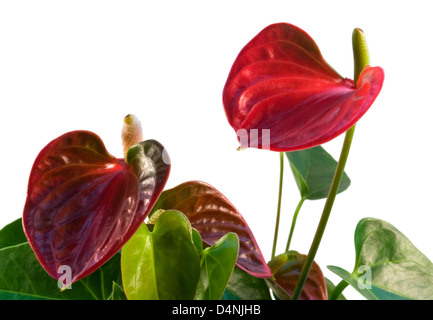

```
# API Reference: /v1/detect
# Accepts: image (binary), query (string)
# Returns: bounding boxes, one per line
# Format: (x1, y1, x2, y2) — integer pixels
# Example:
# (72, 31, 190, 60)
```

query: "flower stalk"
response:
(271, 152, 285, 259)
(290, 28, 370, 300)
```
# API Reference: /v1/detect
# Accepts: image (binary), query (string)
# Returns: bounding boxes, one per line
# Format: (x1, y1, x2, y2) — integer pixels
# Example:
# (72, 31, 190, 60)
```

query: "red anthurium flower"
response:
(267, 251, 327, 300)
(23, 124, 170, 286)
(150, 180, 272, 278)
(223, 23, 384, 151)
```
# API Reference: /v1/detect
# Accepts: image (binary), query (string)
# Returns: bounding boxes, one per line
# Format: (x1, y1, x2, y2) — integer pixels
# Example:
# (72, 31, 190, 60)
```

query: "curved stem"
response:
(330, 280, 349, 300)
(285, 197, 305, 252)
(290, 125, 356, 300)
(271, 152, 284, 259)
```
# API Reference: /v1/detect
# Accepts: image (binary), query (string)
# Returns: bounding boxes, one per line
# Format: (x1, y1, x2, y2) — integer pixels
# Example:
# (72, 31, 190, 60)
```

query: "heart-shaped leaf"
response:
(194, 232, 239, 300)
(0, 218, 27, 249)
(0, 242, 122, 300)
(266, 250, 327, 300)
(223, 23, 384, 152)
(22, 131, 170, 286)
(149, 180, 272, 278)
(328, 218, 433, 300)
(286, 145, 351, 200)
(121, 210, 200, 300)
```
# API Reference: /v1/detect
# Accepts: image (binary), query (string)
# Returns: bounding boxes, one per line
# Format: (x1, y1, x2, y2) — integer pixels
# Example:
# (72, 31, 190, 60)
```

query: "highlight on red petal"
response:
(149, 180, 272, 278)
(22, 131, 170, 285)
(223, 23, 385, 152)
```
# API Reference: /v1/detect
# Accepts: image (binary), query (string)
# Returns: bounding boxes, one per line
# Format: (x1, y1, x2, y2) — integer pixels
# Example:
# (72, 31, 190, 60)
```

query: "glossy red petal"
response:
(223, 23, 384, 151)
(267, 251, 327, 300)
(23, 131, 170, 285)
(150, 181, 272, 278)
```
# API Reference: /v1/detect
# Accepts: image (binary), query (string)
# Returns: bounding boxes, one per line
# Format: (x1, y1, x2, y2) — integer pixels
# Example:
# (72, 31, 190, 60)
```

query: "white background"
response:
(1, 1, 432, 300)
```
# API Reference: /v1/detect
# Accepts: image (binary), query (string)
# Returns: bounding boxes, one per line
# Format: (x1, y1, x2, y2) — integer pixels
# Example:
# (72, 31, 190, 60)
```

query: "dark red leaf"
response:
(223, 23, 384, 151)
(23, 131, 170, 285)
(150, 180, 272, 278)
(266, 251, 327, 300)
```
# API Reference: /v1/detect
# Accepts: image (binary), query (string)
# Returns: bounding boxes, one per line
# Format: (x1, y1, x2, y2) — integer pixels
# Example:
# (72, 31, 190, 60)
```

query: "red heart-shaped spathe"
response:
(22, 131, 170, 285)
(150, 180, 272, 278)
(223, 23, 384, 151)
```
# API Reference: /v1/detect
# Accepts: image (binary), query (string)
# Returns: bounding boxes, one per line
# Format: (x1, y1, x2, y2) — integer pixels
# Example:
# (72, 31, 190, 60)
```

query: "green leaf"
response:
(0, 218, 27, 249)
(192, 228, 204, 254)
(0, 243, 122, 300)
(328, 217, 433, 300)
(222, 266, 272, 300)
(121, 210, 200, 300)
(107, 281, 127, 300)
(194, 232, 239, 300)
(286, 145, 351, 200)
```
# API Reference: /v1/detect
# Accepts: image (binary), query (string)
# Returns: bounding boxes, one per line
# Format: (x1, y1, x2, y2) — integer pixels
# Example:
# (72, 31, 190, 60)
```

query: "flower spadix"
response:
(121, 114, 143, 159)
(223, 23, 384, 151)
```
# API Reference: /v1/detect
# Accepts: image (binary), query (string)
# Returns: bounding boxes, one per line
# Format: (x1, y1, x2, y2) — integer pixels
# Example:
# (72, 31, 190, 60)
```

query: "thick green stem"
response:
(285, 197, 305, 252)
(290, 126, 356, 300)
(290, 27, 370, 300)
(330, 280, 349, 300)
(271, 152, 284, 259)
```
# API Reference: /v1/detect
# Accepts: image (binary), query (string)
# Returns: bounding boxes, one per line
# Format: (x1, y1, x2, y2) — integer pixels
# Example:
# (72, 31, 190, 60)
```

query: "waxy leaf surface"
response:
(0, 242, 122, 300)
(222, 266, 272, 300)
(0, 218, 27, 249)
(286, 145, 350, 200)
(266, 251, 327, 300)
(121, 210, 200, 300)
(107, 281, 127, 300)
(223, 23, 384, 151)
(22, 131, 170, 285)
(150, 180, 272, 278)
(328, 218, 433, 300)
(194, 232, 239, 300)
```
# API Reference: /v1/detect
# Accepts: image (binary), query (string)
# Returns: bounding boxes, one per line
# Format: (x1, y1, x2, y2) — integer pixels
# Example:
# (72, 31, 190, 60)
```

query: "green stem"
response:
(290, 125, 356, 300)
(271, 152, 284, 259)
(330, 280, 349, 300)
(290, 27, 370, 300)
(285, 197, 305, 252)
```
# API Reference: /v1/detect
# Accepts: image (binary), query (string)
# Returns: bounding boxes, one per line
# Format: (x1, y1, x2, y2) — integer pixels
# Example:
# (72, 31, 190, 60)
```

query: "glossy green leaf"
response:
(328, 218, 433, 300)
(286, 145, 351, 200)
(266, 251, 327, 300)
(0, 218, 27, 249)
(107, 282, 127, 300)
(222, 266, 272, 300)
(192, 228, 204, 253)
(194, 232, 239, 300)
(0, 243, 122, 300)
(121, 210, 200, 300)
